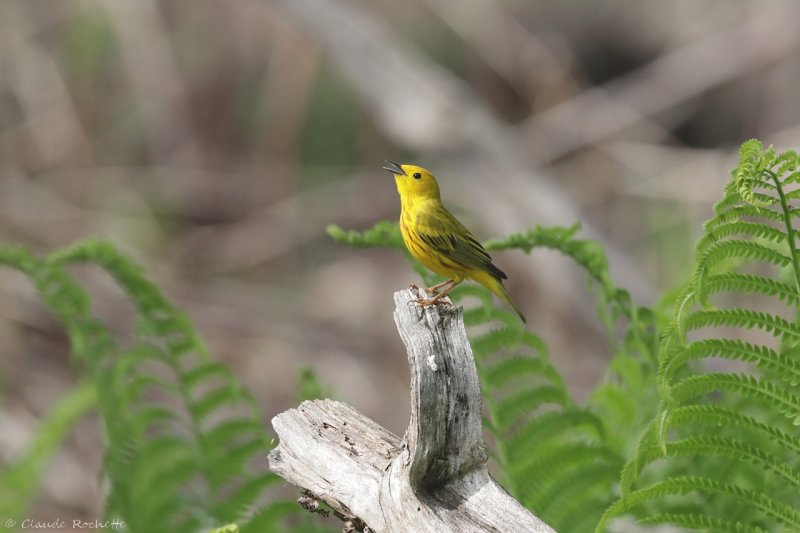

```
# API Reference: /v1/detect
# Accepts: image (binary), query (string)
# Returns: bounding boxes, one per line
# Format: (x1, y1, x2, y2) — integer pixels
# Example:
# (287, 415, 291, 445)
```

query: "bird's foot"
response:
(412, 297, 452, 309)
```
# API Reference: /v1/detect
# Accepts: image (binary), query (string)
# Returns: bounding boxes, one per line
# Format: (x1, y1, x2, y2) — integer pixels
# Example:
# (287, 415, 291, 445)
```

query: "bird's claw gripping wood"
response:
(412, 296, 452, 309)
(413, 280, 460, 309)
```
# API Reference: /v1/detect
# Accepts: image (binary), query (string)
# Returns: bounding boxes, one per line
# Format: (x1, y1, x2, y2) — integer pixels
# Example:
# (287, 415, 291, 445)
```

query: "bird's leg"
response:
(429, 279, 460, 302)
(414, 279, 461, 308)
(424, 279, 454, 295)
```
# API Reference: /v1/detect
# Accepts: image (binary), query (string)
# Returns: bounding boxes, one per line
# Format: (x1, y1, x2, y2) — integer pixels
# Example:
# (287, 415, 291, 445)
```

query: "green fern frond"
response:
(587, 385, 642, 451)
(697, 239, 792, 274)
(482, 356, 565, 391)
(327, 221, 433, 283)
(702, 272, 799, 305)
(511, 444, 621, 532)
(0, 241, 296, 532)
(661, 339, 800, 384)
(183, 362, 240, 392)
(204, 419, 270, 454)
(598, 476, 800, 532)
(605, 142, 800, 531)
(733, 139, 778, 206)
(531, 463, 619, 531)
(503, 409, 607, 462)
(326, 221, 404, 249)
(670, 373, 800, 421)
(484, 223, 581, 253)
(617, 409, 683, 496)
(704, 204, 795, 234)
(666, 404, 800, 455)
(638, 513, 770, 532)
(628, 433, 800, 491)
(775, 148, 800, 175)
(511, 443, 621, 496)
(214, 475, 286, 522)
(465, 228, 626, 531)
(566, 502, 619, 533)
(697, 221, 793, 256)
(484, 223, 632, 325)
(493, 386, 571, 431)
(666, 436, 800, 486)
(470, 327, 549, 359)
(461, 304, 523, 328)
(683, 308, 800, 339)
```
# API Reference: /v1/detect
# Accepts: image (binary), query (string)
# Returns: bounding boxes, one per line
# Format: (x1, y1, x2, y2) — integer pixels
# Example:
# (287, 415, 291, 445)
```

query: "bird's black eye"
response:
(413, 172, 422, 179)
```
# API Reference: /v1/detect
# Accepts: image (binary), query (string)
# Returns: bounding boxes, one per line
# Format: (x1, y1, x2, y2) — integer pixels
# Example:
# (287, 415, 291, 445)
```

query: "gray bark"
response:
(268, 287, 554, 532)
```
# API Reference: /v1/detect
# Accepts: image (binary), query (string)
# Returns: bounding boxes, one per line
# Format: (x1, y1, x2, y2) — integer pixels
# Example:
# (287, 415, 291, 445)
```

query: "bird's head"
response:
(382, 161, 441, 204)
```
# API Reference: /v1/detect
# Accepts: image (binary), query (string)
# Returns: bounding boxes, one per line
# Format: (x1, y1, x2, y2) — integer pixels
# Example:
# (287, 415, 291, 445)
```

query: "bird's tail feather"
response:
(479, 273, 526, 323)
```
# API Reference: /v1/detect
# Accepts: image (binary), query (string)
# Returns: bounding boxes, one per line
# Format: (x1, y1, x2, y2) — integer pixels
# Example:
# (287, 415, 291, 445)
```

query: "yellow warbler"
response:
(383, 161, 525, 322)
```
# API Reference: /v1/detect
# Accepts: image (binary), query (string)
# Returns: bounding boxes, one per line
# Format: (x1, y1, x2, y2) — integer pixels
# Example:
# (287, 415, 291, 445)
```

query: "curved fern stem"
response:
(765, 168, 800, 297)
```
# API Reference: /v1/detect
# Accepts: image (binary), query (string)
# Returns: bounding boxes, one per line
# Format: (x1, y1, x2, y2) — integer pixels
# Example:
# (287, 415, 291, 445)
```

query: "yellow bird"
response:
(383, 161, 526, 322)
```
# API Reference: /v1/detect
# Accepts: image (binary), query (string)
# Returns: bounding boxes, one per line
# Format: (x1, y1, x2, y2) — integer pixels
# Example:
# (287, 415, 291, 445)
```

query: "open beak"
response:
(382, 160, 405, 175)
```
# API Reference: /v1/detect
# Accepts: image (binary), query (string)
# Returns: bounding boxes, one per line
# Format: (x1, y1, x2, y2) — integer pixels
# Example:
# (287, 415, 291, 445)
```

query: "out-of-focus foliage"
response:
(599, 141, 800, 532)
(0, 381, 95, 525)
(0, 243, 300, 532)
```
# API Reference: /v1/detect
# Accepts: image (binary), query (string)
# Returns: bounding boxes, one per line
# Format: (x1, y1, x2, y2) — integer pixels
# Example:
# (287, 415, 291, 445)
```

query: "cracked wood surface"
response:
(268, 287, 554, 532)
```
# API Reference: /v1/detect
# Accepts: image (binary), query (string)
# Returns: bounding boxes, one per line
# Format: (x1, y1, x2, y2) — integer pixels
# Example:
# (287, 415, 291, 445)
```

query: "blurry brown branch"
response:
(0, 5, 92, 169)
(99, 0, 200, 161)
(172, 169, 394, 272)
(523, 5, 800, 164)
(419, 0, 573, 100)
(268, 0, 656, 302)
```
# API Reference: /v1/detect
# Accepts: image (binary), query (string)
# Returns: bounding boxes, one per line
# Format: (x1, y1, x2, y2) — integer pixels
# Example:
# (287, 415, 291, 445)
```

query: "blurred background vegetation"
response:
(1, 0, 799, 528)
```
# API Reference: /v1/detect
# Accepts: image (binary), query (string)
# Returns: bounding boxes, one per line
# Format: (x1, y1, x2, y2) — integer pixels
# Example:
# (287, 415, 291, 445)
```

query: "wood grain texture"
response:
(268, 287, 554, 532)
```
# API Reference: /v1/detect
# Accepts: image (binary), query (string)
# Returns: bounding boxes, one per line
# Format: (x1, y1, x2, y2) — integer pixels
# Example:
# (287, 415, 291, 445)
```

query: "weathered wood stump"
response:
(268, 288, 554, 532)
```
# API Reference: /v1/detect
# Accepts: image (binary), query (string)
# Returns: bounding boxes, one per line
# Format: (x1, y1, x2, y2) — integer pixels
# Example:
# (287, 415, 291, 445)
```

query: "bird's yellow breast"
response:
(400, 204, 467, 280)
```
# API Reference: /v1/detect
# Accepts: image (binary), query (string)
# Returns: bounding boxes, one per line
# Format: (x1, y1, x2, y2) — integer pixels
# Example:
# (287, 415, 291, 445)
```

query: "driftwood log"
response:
(268, 288, 554, 532)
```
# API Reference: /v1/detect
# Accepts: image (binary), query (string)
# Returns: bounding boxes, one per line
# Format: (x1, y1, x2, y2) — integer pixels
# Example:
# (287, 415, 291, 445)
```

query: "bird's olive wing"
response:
(415, 208, 507, 280)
